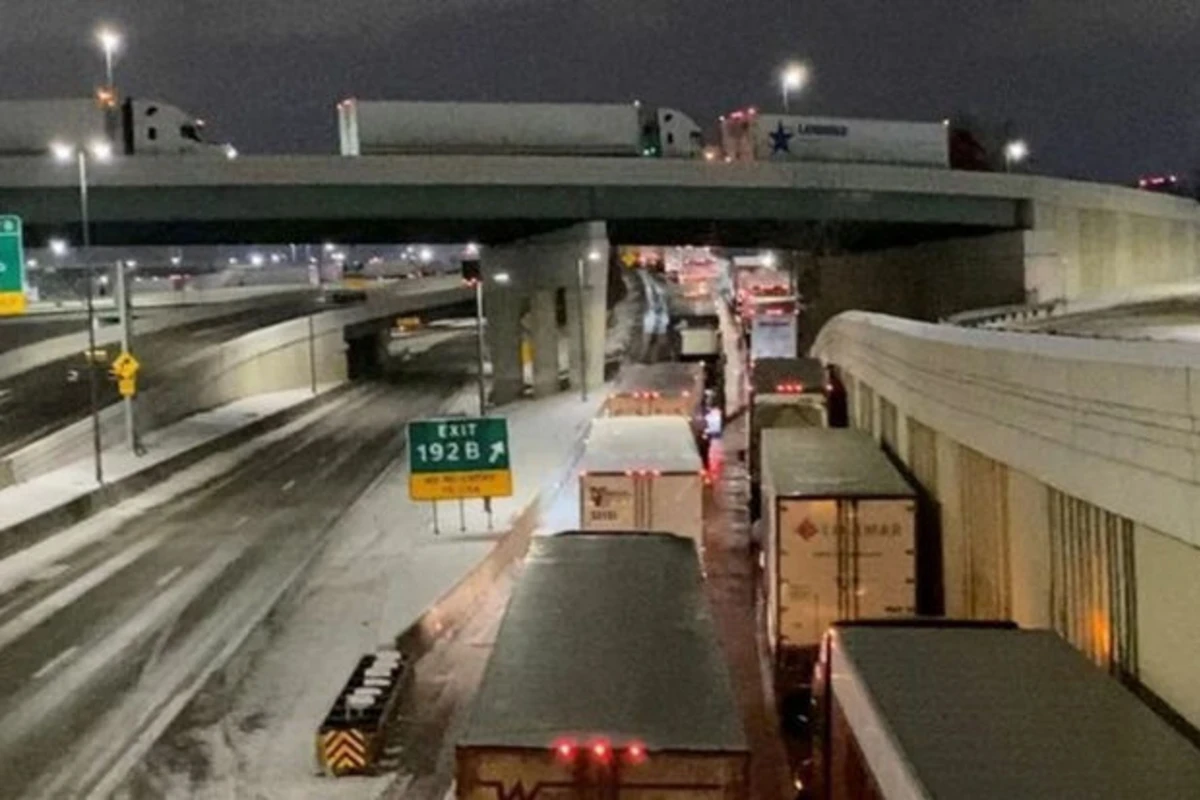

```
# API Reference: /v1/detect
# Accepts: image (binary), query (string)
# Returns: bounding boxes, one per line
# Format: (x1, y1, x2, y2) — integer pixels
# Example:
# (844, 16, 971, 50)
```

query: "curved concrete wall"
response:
(813, 312, 1200, 728)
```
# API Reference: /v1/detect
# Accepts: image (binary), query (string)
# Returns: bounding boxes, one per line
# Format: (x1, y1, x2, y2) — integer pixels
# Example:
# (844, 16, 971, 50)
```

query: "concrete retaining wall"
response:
(2, 280, 471, 484)
(813, 311, 1200, 730)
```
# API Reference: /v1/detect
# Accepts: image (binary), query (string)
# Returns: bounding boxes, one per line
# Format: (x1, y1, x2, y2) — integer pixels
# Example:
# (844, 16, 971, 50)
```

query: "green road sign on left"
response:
(0, 215, 26, 316)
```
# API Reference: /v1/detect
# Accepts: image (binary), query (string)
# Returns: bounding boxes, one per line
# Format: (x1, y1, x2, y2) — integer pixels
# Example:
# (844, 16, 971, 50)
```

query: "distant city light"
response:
(419, 247, 434, 264)
(170, 255, 182, 266)
(249, 252, 265, 267)
(493, 272, 511, 284)
(49, 239, 69, 257)
(89, 140, 114, 162)
(464, 242, 481, 257)
(228, 257, 238, 265)
(224, 145, 238, 160)
(587, 249, 603, 263)
(323, 242, 336, 253)
(761, 251, 778, 269)
(270, 253, 282, 264)
(26, 258, 38, 268)
(50, 142, 74, 163)
(125, 259, 137, 268)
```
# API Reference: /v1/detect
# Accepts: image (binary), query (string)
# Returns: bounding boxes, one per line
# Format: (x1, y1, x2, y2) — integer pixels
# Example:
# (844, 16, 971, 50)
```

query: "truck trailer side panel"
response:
(774, 497, 916, 653)
(347, 101, 641, 156)
(457, 747, 749, 799)
(651, 473, 704, 544)
(580, 473, 703, 544)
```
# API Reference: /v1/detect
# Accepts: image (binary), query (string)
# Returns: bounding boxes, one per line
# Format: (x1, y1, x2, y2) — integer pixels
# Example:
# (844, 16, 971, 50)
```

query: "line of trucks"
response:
(0, 95, 984, 169)
(453, 349, 1200, 798)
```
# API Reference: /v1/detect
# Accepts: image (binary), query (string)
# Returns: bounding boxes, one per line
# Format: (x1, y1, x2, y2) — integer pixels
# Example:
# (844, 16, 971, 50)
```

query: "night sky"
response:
(2, 1, 1197, 182)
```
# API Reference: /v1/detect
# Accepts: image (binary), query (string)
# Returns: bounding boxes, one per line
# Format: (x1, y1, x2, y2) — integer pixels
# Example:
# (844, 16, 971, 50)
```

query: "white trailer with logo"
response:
(578, 417, 704, 546)
(720, 110, 949, 167)
(761, 428, 916, 726)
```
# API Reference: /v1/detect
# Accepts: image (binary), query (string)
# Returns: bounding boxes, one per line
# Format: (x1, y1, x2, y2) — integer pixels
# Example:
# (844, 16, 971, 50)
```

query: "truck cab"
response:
(640, 106, 704, 158)
(122, 99, 234, 157)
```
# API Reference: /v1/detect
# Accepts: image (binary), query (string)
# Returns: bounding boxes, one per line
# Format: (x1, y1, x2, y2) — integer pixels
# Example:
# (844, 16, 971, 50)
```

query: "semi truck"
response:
(456, 533, 749, 799)
(803, 622, 1200, 799)
(720, 109, 950, 167)
(0, 98, 233, 157)
(760, 428, 917, 728)
(748, 358, 830, 518)
(578, 417, 705, 545)
(604, 362, 705, 422)
(748, 296, 799, 361)
(338, 99, 704, 158)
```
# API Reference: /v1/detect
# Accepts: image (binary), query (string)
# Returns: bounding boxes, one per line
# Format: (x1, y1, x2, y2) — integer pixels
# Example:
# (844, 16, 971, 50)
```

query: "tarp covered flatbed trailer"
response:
(761, 429, 917, 722)
(812, 624, 1200, 799)
(456, 534, 750, 799)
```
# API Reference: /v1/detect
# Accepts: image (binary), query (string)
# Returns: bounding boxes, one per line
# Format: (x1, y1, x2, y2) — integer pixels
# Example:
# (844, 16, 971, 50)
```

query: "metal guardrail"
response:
(316, 649, 412, 776)
(942, 299, 1064, 328)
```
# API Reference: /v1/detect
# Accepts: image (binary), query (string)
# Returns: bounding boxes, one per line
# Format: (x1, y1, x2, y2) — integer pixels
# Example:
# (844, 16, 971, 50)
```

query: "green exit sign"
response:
(407, 417, 512, 501)
(0, 215, 25, 316)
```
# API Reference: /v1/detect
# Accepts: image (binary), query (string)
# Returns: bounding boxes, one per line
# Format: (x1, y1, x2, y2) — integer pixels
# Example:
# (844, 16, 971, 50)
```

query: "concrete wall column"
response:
(483, 221, 609, 401)
(530, 289, 558, 397)
(566, 252, 608, 392)
(485, 291, 523, 405)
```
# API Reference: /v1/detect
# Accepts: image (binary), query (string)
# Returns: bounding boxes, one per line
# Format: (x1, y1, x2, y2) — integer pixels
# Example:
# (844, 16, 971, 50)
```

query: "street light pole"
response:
(575, 257, 588, 403)
(77, 150, 104, 486)
(115, 257, 140, 454)
(474, 279, 487, 415)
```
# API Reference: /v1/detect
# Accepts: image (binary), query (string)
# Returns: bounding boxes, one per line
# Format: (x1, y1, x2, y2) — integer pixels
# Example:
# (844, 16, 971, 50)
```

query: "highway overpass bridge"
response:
(4, 155, 1198, 401)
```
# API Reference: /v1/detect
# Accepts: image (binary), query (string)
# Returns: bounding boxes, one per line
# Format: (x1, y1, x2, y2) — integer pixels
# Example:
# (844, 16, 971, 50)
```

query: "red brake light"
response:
(592, 740, 610, 760)
(556, 741, 576, 761)
(627, 742, 647, 763)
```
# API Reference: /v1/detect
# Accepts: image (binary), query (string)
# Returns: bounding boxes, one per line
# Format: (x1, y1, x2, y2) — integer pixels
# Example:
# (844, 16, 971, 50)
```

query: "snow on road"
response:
(124, 390, 605, 799)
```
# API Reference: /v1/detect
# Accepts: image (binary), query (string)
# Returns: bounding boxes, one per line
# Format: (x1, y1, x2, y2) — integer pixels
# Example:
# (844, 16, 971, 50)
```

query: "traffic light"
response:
(461, 259, 481, 284)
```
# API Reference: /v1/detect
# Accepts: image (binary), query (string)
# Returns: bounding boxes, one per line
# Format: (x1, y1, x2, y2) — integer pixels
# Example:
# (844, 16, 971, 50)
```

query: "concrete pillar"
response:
(487, 292, 523, 405)
(530, 290, 558, 397)
(566, 249, 609, 392)
(482, 221, 610, 402)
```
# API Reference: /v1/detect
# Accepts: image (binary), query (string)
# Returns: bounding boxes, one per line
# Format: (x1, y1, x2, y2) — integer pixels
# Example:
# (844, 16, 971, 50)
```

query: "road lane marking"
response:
(281, 479, 296, 493)
(232, 515, 250, 529)
(33, 645, 79, 680)
(0, 530, 169, 653)
(154, 567, 183, 589)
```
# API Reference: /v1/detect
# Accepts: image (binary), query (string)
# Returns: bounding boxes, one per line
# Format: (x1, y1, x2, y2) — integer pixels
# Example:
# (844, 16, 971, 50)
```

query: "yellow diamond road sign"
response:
(111, 351, 140, 379)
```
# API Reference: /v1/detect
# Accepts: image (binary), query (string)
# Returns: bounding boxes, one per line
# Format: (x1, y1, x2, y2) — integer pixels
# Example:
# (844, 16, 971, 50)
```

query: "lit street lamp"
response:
(780, 61, 809, 113)
(1004, 139, 1029, 172)
(52, 139, 113, 485)
(96, 27, 122, 92)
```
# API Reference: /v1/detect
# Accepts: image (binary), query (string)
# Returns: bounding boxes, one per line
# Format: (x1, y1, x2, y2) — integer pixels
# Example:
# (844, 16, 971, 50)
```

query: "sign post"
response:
(408, 417, 512, 533)
(0, 216, 26, 316)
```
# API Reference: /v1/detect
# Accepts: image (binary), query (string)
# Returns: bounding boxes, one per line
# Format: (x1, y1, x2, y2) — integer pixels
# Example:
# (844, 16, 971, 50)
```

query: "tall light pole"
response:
(1004, 139, 1029, 173)
(53, 140, 113, 485)
(96, 27, 121, 92)
(780, 61, 809, 113)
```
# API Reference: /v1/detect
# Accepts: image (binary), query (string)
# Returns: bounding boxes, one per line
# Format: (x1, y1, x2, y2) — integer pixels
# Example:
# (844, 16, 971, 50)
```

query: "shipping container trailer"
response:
(604, 362, 706, 424)
(761, 429, 917, 722)
(720, 111, 950, 167)
(578, 417, 705, 544)
(804, 622, 1200, 799)
(456, 533, 750, 799)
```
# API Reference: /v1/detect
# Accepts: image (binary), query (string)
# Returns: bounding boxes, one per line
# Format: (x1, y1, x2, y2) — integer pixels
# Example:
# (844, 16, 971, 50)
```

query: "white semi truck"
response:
(760, 427, 917, 729)
(338, 99, 704, 158)
(720, 109, 950, 167)
(0, 98, 233, 157)
(578, 417, 705, 546)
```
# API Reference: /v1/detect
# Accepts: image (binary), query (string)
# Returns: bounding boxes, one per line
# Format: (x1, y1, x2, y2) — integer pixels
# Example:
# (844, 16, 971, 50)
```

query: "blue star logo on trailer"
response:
(769, 122, 793, 154)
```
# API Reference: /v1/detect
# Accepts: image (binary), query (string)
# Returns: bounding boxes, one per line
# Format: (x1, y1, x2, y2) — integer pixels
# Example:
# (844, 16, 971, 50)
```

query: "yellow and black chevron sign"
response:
(320, 728, 369, 775)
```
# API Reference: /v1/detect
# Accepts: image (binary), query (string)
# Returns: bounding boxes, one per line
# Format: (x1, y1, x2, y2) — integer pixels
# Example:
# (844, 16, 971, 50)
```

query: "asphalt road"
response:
(0, 297, 326, 458)
(0, 356, 464, 797)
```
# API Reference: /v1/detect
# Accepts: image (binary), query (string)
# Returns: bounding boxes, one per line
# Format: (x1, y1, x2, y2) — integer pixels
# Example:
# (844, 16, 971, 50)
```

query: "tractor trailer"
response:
(720, 110, 950, 167)
(761, 428, 917, 728)
(0, 98, 233, 157)
(338, 99, 704, 158)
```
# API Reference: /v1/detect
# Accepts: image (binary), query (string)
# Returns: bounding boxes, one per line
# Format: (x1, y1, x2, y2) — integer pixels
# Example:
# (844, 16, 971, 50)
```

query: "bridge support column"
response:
(486, 293, 524, 406)
(530, 290, 558, 397)
(483, 221, 610, 403)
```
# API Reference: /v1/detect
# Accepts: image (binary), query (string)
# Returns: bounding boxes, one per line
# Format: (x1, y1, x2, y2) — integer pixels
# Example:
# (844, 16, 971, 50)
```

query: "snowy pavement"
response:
(0, 384, 340, 538)
(126, 389, 607, 799)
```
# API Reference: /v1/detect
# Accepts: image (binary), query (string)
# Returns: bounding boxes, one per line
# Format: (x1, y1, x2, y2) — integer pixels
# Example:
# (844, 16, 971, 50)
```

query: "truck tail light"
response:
(591, 740, 611, 761)
(626, 742, 647, 763)
(555, 740, 577, 761)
